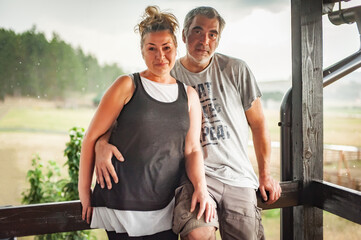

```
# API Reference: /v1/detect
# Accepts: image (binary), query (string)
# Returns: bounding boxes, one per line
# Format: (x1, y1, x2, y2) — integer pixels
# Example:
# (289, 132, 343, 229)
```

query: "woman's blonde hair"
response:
(135, 6, 179, 48)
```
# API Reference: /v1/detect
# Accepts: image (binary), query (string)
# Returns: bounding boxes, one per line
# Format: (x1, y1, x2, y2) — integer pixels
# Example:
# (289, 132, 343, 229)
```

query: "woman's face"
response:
(142, 30, 177, 78)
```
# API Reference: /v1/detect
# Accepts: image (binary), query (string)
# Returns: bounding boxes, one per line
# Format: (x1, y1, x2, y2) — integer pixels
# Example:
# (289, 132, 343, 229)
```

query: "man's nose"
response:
(199, 33, 209, 45)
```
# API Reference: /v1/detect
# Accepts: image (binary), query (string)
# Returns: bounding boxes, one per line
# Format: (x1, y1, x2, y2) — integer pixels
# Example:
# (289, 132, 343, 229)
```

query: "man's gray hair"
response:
(183, 6, 226, 37)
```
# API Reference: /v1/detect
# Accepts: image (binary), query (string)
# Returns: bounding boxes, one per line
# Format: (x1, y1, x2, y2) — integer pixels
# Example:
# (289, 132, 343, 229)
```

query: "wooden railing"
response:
(0, 180, 360, 238)
(0, 181, 300, 238)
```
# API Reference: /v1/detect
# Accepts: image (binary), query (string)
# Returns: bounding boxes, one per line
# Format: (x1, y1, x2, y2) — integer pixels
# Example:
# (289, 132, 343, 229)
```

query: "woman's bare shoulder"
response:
(102, 74, 135, 104)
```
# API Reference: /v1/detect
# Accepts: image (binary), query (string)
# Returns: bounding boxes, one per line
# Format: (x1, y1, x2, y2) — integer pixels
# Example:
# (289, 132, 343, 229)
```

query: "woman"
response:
(78, 6, 214, 240)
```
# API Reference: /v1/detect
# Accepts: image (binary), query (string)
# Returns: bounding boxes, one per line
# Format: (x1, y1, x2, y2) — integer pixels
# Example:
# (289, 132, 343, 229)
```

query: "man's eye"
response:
(209, 33, 217, 39)
(192, 29, 201, 35)
(148, 47, 155, 51)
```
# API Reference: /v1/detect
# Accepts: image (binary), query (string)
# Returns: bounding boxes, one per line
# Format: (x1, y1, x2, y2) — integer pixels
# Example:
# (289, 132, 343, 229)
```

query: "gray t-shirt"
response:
(171, 53, 261, 189)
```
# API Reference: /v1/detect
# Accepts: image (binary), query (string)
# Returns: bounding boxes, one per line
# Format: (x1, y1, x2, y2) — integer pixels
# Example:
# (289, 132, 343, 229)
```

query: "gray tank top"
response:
(91, 73, 189, 211)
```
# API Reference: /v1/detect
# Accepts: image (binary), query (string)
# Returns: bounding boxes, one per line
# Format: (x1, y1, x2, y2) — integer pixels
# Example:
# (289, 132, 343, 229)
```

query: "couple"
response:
(78, 5, 281, 240)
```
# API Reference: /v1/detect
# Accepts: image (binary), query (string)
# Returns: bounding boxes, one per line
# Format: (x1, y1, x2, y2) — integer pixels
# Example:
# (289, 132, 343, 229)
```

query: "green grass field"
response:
(1, 107, 360, 146)
(0, 107, 94, 132)
(0, 97, 360, 239)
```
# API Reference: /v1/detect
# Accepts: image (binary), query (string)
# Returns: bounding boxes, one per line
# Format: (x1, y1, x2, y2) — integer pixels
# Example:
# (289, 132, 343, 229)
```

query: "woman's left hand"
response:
(190, 187, 216, 223)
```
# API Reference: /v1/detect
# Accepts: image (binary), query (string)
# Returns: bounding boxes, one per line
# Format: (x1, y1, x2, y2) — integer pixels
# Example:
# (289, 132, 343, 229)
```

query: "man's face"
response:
(183, 15, 220, 67)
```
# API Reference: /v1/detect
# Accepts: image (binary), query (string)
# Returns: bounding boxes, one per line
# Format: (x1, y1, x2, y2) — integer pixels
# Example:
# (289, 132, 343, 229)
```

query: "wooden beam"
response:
(291, 0, 324, 239)
(258, 181, 302, 209)
(0, 181, 301, 238)
(0, 200, 90, 238)
(323, 0, 351, 3)
(311, 180, 361, 224)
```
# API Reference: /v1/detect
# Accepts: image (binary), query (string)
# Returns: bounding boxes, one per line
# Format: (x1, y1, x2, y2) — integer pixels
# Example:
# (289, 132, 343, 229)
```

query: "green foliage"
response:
(63, 127, 84, 200)
(22, 155, 66, 204)
(262, 209, 280, 219)
(0, 26, 123, 100)
(22, 127, 92, 239)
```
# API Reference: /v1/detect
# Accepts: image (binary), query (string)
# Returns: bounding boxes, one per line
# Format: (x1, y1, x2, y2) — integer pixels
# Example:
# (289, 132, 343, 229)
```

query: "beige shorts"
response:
(172, 183, 219, 238)
(173, 176, 265, 240)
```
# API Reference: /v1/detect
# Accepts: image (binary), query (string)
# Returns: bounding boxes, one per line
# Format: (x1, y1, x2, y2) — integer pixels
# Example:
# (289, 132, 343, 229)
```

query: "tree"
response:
(0, 26, 124, 100)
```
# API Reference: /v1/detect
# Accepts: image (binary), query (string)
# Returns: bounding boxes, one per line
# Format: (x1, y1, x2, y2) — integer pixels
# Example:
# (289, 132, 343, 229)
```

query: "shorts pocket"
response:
(255, 206, 264, 240)
(175, 183, 193, 203)
(221, 204, 261, 240)
(172, 184, 194, 234)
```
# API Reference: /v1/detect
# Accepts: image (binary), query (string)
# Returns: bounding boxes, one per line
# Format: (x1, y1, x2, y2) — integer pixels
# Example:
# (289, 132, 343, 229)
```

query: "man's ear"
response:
(182, 29, 186, 43)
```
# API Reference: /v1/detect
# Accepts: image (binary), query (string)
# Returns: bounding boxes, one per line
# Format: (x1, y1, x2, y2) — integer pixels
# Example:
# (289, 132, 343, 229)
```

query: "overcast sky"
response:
(0, 0, 360, 82)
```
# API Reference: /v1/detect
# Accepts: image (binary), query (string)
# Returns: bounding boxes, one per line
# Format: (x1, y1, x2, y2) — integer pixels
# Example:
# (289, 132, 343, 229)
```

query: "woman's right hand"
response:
(79, 188, 93, 224)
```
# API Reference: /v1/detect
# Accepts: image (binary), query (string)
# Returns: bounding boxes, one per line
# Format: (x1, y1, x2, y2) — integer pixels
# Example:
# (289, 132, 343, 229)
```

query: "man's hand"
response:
(94, 139, 123, 189)
(190, 187, 216, 223)
(258, 175, 282, 204)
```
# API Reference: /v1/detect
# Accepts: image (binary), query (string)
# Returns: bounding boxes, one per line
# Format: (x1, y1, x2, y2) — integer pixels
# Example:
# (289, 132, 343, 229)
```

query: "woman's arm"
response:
(184, 86, 215, 223)
(78, 75, 134, 223)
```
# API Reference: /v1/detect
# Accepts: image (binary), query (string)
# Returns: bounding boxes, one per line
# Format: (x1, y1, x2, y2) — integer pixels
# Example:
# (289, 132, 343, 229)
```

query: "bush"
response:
(22, 155, 66, 204)
(22, 127, 92, 240)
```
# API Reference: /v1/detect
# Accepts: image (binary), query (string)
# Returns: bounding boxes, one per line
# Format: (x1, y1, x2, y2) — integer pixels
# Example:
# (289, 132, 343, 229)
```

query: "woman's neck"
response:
(140, 70, 175, 84)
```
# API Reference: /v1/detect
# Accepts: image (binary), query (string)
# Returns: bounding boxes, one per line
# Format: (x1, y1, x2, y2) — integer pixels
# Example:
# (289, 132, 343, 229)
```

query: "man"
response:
(95, 6, 281, 240)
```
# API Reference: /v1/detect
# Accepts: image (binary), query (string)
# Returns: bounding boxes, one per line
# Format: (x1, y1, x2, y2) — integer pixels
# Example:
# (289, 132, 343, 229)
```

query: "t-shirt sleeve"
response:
(238, 61, 262, 111)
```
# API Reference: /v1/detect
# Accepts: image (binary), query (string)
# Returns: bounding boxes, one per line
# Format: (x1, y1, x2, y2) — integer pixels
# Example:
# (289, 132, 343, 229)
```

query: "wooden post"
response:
(291, 0, 324, 239)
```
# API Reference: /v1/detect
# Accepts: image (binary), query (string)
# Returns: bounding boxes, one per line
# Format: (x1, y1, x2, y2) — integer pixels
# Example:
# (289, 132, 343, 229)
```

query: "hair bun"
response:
(135, 5, 179, 48)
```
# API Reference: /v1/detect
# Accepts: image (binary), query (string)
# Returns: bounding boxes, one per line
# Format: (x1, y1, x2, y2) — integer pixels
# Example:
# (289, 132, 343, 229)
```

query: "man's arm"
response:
(246, 98, 282, 204)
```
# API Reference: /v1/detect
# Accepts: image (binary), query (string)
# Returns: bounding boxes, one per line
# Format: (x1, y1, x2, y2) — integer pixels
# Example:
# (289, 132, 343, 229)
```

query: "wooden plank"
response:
(0, 201, 90, 238)
(0, 181, 301, 238)
(291, 0, 324, 239)
(257, 181, 302, 209)
(311, 180, 361, 224)
(323, 0, 351, 3)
